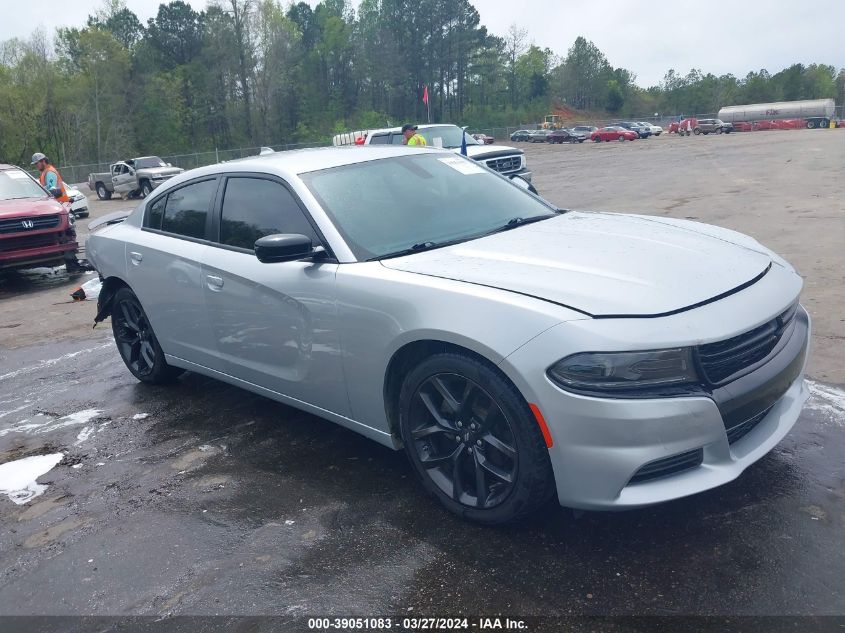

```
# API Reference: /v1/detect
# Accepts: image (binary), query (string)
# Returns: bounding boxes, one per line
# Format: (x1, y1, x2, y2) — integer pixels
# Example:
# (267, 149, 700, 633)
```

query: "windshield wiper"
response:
(485, 214, 557, 236)
(370, 241, 443, 261)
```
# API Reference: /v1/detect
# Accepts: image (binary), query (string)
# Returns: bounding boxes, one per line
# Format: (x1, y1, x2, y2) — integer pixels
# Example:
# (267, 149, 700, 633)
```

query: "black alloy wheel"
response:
(409, 372, 517, 509)
(111, 287, 183, 384)
(399, 353, 555, 524)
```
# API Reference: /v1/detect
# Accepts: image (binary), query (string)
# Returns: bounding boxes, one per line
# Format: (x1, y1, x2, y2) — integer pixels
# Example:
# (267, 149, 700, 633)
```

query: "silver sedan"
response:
(87, 146, 810, 524)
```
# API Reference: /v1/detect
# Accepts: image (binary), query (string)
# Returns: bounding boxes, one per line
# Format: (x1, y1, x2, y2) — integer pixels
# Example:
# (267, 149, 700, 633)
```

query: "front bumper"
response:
(70, 198, 89, 215)
(500, 269, 810, 510)
(508, 168, 532, 182)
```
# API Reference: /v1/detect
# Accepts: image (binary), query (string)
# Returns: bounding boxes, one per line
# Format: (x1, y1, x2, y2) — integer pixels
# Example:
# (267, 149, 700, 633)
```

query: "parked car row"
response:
(510, 121, 664, 145)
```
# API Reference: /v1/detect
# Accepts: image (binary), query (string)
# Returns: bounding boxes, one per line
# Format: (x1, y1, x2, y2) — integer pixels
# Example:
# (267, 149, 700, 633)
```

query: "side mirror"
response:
(509, 175, 538, 195)
(167, 163, 172, 167)
(254, 234, 317, 263)
(49, 187, 63, 198)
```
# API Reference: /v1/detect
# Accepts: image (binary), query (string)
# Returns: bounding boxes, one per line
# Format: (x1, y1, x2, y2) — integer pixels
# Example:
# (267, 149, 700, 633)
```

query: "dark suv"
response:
(694, 119, 733, 135)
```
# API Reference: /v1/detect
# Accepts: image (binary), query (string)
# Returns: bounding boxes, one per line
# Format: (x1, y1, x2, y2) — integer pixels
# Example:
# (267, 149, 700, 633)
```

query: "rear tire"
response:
(398, 352, 555, 525)
(96, 183, 111, 200)
(111, 287, 184, 385)
(807, 120, 816, 129)
(693, 128, 701, 135)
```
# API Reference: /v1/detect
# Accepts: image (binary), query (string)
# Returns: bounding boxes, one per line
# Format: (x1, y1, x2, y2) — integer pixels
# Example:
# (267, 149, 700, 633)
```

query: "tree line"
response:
(1, 0, 842, 167)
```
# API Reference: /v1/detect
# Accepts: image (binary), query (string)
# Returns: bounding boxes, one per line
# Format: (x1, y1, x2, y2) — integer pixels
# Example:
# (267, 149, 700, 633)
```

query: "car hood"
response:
(380, 212, 773, 317)
(140, 166, 183, 176)
(0, 197, 65, 218)
(462, 144, 523, 158)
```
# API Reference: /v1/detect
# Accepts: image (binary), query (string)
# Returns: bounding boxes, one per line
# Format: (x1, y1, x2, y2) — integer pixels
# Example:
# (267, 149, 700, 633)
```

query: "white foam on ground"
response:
(0, 409, 104, 438)
(0, 341, 113, 381)
(75, 426, 95, 445)
(132, 413, 149, 420)
(0, 453, 64, 504)
(806, 380, 845, 426)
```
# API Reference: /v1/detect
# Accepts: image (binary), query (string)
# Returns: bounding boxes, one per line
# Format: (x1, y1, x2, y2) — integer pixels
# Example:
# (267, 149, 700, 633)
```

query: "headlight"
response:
(67, 213, 75, 226)
(547, 348, 698, 392)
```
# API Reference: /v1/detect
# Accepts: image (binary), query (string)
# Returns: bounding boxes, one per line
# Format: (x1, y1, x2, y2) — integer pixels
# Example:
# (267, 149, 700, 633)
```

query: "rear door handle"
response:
(206, 275, 224, 291)
(129, 251, 143, 265)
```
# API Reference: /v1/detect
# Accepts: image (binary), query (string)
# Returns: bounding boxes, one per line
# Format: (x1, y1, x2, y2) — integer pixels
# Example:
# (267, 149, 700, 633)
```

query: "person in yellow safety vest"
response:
(31, 152, 70, 203)
(401, 124, 427, 146)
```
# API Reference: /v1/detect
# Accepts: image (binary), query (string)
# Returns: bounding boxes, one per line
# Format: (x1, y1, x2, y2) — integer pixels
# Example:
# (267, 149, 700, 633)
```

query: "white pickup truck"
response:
(335, 124, 534, 190)
(88, 156, 183, 200)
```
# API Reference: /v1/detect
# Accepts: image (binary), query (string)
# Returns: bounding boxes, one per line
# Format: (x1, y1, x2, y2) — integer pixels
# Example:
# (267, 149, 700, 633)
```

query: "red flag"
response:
(422, 85, 429, 106)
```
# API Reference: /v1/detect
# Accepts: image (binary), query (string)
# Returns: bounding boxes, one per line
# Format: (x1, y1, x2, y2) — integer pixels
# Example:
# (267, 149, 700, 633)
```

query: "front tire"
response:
(140, 180, 153, 197)
(398, 353, 555, 524)
(111, 288, 184, 384)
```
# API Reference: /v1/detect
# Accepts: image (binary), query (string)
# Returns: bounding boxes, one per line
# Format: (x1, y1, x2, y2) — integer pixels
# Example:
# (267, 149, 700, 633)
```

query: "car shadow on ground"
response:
(120, 369, 811, 615)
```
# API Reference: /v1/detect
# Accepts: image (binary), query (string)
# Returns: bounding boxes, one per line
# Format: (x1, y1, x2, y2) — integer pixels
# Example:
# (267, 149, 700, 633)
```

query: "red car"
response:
(0, 164, 79, 271)
(472, 133, 495, 145)
(590, 126, 638, 142)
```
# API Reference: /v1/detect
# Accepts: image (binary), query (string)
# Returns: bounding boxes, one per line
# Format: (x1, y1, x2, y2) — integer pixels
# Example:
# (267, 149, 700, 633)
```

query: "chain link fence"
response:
(56, 108, 845, 185)
(57, 141, 328, 186)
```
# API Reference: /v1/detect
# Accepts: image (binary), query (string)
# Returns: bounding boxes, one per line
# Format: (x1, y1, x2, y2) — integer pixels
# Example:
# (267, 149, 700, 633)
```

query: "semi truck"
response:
(718, 98, 836, 129)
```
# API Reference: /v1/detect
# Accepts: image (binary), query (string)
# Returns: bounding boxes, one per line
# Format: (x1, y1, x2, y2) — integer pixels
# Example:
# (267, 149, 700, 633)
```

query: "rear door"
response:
(201, 174, 349, 416)
(126, 176, 224, 371)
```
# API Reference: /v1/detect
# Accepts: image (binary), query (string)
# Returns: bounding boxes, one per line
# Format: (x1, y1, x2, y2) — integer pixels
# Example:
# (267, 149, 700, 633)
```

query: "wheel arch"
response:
(94, 275, 132, 326)
(382, 338, 522, 446)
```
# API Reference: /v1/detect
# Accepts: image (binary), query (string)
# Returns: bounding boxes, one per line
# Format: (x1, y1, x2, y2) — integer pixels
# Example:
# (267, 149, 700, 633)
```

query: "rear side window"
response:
(160, 179, 216, 239)
(368, 134, 390, 145)
(219, 177, 316, 250)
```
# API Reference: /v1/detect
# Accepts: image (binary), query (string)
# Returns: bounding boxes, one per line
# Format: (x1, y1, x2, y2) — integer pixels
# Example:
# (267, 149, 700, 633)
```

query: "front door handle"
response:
(206, 275, 224, 291)
(129, 251, 143, 265)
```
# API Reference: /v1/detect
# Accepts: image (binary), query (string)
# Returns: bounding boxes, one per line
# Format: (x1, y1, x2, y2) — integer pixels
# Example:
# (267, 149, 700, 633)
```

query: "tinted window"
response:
(146, 196, 165, 229)
(161, 179, 216, 239)
(219, 177, 316, 250)
(369, 134, 390, 145)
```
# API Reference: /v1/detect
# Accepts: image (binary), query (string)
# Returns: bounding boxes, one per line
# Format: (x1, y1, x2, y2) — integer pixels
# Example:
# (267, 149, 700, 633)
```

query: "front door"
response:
(201, 175, 349, 417)
(126, 176, 224, 372)
(112, 163, 136, 195)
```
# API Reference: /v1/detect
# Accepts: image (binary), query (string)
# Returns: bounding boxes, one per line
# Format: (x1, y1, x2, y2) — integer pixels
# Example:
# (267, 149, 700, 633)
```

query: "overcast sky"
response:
(2, 0, 842, 87)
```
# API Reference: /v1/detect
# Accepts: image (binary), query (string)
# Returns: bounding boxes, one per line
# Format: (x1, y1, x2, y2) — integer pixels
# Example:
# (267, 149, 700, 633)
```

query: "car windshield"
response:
(302, 153, 557, 261)
(416, 126, 480, 149)
(134, 156, 167, 169)
(0, 169, 45, 201)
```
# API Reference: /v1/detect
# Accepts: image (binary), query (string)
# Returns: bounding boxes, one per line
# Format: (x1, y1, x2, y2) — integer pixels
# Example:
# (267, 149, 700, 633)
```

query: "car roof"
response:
(0, 164, 21, 171)
(183, 146, 456, 180)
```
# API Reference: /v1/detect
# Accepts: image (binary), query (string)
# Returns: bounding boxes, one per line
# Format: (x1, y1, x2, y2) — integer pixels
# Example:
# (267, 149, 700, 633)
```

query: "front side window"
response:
(160, 179, 216, 239)
(219, 177, 316, 250)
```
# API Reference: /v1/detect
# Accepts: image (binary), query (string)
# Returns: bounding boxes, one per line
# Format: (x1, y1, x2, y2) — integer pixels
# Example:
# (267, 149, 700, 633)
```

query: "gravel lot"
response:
(1, 130, 844, 628)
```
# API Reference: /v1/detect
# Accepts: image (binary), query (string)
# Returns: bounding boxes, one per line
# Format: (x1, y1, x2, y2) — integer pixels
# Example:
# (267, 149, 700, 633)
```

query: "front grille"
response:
(697, 303, 798, 384)
(628, 448, 704, 485)
(726, 406, 772, 444)
(484, 155, 522, 174)
(0, 214, 60, 234)
(0, 233, 59, 252)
